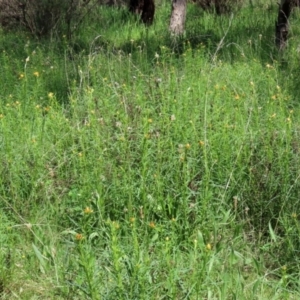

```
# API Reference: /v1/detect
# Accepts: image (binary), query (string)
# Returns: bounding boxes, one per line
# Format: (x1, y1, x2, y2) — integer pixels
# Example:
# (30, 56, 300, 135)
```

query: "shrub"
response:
(0, 0, 99, 38)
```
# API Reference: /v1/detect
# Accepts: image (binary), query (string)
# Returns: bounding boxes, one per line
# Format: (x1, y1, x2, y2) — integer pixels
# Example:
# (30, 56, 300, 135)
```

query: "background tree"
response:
(275, 0, 300, 49)
(129, 0, 155, 25)
(169, 0, 244, 35)
(169, 0, 187, 35)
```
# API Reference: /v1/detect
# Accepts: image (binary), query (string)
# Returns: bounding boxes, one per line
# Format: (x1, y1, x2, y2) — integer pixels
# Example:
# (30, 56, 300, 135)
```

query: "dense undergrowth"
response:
(1, 0, 300, 298)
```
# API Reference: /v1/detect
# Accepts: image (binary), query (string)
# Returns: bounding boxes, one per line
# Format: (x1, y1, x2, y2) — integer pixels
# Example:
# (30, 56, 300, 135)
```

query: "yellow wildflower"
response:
(282, 265, 287, 271)
(149, 221, 155, 228)
(84, 207, 93, 214)
(112, 221, 120, 229)
(75, 233, 84, 241)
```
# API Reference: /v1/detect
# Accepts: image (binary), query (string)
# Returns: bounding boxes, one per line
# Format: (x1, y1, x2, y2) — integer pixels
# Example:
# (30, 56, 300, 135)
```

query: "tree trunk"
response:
(275, 0, 293, 50)
(141, 0, 155, 25)
(129, 0, 155, 25)
(275, 0, 300, 49)
(169, 0, 187, 35)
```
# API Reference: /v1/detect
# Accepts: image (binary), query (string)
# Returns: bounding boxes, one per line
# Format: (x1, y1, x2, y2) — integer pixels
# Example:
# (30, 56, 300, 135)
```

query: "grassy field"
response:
(1, 0, 300, 298)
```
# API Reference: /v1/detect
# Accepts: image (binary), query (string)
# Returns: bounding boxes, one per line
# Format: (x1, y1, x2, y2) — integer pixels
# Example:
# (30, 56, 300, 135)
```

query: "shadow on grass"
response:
(89, 2, 282, 69)
(1, 2, 298, 106)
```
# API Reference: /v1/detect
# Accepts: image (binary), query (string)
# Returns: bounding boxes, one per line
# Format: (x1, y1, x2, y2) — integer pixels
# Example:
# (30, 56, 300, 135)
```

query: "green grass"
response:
(1, 0, 300, 298)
